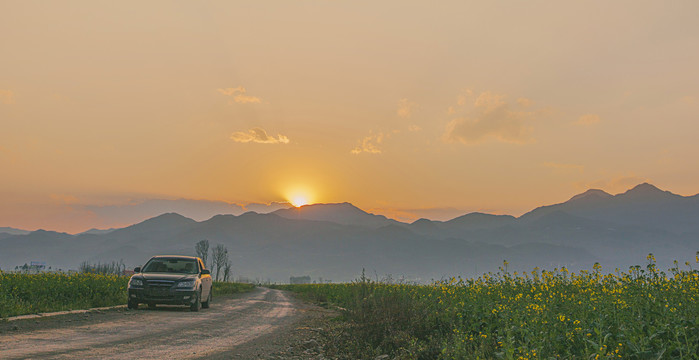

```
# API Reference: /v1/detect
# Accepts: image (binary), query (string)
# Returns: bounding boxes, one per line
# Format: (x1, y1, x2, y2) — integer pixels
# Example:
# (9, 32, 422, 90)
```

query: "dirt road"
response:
(0, 287, 330, 359)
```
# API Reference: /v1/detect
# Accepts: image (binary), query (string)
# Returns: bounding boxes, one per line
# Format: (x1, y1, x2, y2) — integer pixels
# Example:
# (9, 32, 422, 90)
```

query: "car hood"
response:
(138, 273, 197, 281)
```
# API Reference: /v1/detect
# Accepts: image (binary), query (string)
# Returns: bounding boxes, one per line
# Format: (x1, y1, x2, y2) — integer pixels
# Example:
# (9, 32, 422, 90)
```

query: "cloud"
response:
(230, 128, 290, 144)
(0, 89, 15, 104)
(0, 145, 18, 165)
(576, 114, 600, 125)
(457, 89, 473, 105)
(517, 98, 532, 107)
(397, 98, 417, 118)
(243, 202, 293, 213)
(408, 125, 422, 132)
(50, 194, 81, 205)
(443, 91, 535, 145)
(217, 87, 262, 104)
(351, 132, 384, 154)
(679, 95, 696, 105)
(542, 162, 584, 173)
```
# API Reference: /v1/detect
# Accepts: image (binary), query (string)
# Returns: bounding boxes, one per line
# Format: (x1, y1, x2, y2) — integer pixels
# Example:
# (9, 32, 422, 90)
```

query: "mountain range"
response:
(1, 183, 697, 283)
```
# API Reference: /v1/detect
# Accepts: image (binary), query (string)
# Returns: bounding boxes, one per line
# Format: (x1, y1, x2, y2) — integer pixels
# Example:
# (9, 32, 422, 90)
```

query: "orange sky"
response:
(2, 1, 699, 233)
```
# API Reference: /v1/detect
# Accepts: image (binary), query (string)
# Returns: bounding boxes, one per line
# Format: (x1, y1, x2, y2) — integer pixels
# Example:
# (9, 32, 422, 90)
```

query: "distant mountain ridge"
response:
(273, 202, 401, 228)
(0, 227, 30, 236)
(519, 183, 699, 234)
(1, 183, 697, 282)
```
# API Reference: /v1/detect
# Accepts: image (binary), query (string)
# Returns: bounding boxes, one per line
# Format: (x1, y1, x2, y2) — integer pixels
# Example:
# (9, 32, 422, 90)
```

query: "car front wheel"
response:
(190, 290, 201, 312)
(201, 289, 212, 309)
(127, 299, 138, 310)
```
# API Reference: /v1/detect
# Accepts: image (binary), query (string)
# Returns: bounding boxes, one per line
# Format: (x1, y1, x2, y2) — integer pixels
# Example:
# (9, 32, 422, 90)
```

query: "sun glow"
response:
(290, 195, 309, 207)
(287, 187, 313, 207)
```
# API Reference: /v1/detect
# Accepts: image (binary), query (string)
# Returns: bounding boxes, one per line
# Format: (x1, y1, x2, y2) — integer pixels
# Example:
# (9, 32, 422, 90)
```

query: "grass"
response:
(212, 281, 255, 296)
(0, 271, 255, 318)
(276, 256, 699, 359)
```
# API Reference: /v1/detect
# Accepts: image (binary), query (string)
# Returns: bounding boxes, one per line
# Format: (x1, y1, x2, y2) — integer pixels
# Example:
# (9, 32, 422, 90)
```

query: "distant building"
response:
(290, 275, 311, 284)
(16, 262, 47, 273)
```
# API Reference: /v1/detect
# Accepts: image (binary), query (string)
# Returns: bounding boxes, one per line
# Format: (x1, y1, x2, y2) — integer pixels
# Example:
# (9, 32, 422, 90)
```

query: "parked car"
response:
(127, 255, 213, 311)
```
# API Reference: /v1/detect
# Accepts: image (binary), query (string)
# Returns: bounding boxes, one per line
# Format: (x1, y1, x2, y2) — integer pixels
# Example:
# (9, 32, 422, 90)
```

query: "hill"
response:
(1, 184, 697, 281)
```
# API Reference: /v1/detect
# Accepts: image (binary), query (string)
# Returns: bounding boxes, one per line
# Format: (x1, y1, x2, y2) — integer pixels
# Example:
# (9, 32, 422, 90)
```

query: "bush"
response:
(277, 259, 699, 359)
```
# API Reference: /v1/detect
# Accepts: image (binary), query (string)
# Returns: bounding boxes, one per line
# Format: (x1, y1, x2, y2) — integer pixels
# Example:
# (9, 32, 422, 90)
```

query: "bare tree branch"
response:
(195, 239, 209, 267)
(212, 244, 228, 282)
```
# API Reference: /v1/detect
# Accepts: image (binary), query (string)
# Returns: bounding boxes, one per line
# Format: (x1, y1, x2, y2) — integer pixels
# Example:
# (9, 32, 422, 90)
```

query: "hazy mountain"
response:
(273, 202, 401, 228)
(1, 183, 697, 282)
(519, 183, 699, 233)
(78, 228, 117, 235)
(0, 227, 30, 235)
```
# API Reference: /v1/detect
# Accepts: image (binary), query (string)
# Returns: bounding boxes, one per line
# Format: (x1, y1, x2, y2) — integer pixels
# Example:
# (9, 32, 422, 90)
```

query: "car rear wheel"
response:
(201, 289, 212, 309)
(190, 290, 201, 312)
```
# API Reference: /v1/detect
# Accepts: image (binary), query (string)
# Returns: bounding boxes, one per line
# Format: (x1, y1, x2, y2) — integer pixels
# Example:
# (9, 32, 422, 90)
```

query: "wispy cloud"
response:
(517, 98, 532, 107)
(230, 128, 290, 144)
(49, 193, 81, 205)
(243, 202, 292, 213)
(576, 114, 600, 125)
(0, 145, 18, 165)
(679, 95, 696, 105)
(351, 132, 384, 154)
(443, 91, 536, 145)
(397, 98, 417, 118)
(542, 162, 584, 173)
(217, 86, 262, 104)
(0, 89, 15, 104)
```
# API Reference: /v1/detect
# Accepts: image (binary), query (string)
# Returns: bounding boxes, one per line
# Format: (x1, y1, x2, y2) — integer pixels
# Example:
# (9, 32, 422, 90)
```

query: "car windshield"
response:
(142, 258, 199, 274)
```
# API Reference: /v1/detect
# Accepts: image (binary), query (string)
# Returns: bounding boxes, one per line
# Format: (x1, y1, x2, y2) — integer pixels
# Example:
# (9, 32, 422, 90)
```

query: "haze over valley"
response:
(2, 183, 696, 283)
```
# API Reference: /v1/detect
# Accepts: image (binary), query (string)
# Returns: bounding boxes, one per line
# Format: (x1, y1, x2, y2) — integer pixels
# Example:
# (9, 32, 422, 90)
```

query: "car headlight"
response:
(177, 280, 196, 288)
(129, 278, 143, 287)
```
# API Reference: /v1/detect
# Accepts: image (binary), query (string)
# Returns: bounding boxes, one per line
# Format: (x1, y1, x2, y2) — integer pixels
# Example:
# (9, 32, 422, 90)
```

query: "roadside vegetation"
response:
(278, 255, 699, 359)
(212, 281, 255, 296)
(0, 272, 128, 318)
(1, 273, 254, 318)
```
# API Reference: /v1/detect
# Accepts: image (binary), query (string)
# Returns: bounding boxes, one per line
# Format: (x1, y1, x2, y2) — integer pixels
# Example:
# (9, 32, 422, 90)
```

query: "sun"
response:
(285, 185, 315, 207)
(290, 195, 309, 207)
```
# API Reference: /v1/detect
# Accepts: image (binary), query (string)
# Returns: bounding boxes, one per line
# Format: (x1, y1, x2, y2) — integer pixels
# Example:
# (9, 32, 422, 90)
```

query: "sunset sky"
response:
(2, 1, 699, 233)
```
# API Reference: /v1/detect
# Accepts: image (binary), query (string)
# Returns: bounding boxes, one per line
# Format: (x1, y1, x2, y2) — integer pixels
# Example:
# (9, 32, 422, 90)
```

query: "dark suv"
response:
(127, 255, 213, 311)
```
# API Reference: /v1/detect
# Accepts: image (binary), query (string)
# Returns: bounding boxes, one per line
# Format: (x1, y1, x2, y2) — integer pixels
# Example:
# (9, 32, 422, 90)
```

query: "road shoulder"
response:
(201, 290, 339, 360)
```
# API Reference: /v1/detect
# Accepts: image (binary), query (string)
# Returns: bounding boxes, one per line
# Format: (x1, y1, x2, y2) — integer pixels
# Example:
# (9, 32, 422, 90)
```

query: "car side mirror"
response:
(201, 269, 210, 275)
(134, 267, 141, 273)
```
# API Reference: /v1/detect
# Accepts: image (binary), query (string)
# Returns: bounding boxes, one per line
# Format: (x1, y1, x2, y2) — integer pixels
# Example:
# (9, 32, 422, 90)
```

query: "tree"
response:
(195, 239, 210, 267)
(211, 244, 228, 282)
(223, 256, 232, 282)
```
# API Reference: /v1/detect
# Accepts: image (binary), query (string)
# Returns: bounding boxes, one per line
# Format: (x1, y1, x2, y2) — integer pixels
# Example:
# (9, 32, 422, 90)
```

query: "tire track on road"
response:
(0, 288, 299, 360)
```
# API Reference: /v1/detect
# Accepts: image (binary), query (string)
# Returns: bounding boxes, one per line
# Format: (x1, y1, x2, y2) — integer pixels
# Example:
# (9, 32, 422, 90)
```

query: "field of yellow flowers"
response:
(0, 272, 255, 318)
(280, 255, 699, 359)
(0, 272, 128, 318)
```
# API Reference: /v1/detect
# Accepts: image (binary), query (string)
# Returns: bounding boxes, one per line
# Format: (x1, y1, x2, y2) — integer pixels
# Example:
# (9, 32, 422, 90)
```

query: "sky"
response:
(2, 1, 699, 233)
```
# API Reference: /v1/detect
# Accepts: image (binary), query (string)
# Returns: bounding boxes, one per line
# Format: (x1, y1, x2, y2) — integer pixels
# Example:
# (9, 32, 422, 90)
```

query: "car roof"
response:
(149, 255, 200, 260)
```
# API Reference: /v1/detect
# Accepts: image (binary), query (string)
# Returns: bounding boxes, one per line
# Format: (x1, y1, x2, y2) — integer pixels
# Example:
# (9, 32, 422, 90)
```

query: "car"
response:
(127, 255, 213, 312)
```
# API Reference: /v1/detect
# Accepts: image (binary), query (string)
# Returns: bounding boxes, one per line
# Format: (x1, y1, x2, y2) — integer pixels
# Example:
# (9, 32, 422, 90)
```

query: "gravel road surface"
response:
(0, 287, 329, 359)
